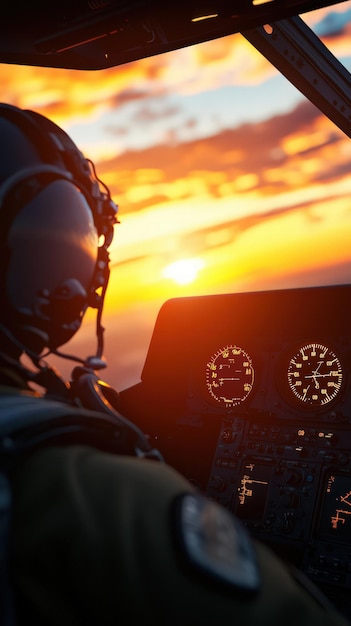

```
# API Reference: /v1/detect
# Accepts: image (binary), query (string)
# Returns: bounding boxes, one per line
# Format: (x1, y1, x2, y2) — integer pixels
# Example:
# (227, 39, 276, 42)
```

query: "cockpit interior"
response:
(2, 0, 350, 618)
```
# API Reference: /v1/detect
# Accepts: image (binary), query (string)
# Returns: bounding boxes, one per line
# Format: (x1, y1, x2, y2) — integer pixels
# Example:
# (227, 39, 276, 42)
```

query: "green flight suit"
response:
(10, 443, 349, 626)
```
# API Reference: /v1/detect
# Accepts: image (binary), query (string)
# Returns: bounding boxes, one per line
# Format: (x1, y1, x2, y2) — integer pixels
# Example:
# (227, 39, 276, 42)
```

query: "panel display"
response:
(205, 345, 254, 409)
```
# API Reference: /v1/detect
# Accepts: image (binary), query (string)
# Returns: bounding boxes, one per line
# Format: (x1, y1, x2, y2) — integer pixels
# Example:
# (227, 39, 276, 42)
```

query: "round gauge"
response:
(287, 342, 343, 407)
(206, 345, 254, 408)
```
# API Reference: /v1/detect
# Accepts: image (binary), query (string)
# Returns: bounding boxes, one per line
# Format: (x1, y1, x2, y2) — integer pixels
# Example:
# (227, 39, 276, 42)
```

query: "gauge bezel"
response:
(277, 340, 344, 410)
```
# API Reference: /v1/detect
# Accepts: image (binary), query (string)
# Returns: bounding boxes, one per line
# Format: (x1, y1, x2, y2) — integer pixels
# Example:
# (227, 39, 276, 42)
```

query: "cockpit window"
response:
(1, 2, 350, 388)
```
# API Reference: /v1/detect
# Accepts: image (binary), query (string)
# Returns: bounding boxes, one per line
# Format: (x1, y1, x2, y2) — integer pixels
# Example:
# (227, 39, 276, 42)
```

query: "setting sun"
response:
(162, 258, 205, 285)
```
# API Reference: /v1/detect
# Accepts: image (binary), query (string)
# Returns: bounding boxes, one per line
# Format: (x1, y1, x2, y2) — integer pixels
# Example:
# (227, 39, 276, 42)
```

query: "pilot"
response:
(0, 102, 348, 626)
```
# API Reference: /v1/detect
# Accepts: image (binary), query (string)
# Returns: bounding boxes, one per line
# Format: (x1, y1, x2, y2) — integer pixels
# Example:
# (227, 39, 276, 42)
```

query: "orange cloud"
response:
(91, 95, 351, 322)
(96, 99, 348, 217)
(0, 54, 167, 124)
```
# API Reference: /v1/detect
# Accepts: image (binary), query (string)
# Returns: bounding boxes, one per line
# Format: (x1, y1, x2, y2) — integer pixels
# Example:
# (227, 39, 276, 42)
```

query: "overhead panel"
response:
(0, 0, 347, 69)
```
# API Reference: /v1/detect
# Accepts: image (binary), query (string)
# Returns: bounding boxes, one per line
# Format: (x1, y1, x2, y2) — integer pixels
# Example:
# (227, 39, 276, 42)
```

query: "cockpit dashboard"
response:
(119, 283, 351, 616)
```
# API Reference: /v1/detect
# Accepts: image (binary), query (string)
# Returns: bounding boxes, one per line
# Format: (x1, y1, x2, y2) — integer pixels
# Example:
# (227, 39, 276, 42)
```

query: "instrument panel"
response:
(204, 340, 344, 411)
(119, 283, 351, 618)
(130, 283, 351, 423)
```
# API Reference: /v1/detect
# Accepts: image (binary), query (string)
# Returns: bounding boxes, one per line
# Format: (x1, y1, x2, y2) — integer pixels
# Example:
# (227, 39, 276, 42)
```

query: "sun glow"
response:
(162, 258, 205, 285)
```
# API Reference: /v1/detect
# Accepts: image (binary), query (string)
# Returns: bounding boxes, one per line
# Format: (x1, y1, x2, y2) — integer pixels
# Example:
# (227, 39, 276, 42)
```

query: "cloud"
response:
(133, 104, 180, 123)
(314, 7, 351, 37)
(0, 57, 166, 125)
(90, 93, 351, 327)
(110, 88, 152, 107)
(95, 98, 348, 217)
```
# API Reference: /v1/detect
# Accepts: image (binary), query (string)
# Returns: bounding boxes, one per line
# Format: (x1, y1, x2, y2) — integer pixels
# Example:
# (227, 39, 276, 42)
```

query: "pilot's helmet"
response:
(0, 104, 117, 354)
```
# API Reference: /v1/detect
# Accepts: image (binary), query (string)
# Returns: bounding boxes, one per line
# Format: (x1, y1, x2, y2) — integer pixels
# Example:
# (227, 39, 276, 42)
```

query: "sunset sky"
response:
(2, 2, 351, 390)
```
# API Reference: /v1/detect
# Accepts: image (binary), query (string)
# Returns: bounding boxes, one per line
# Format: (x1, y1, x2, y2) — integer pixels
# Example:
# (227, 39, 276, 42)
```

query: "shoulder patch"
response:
(173, 493, 261, 594)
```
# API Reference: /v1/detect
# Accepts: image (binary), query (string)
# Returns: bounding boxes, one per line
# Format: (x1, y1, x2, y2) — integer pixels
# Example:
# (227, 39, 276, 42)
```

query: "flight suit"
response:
(10, 442, 350, 626)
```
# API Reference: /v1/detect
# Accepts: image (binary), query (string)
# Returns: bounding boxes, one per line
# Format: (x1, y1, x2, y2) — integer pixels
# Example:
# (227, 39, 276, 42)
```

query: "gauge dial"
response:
(287, 342, 343, 407)
(206, 345, 254, 408)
